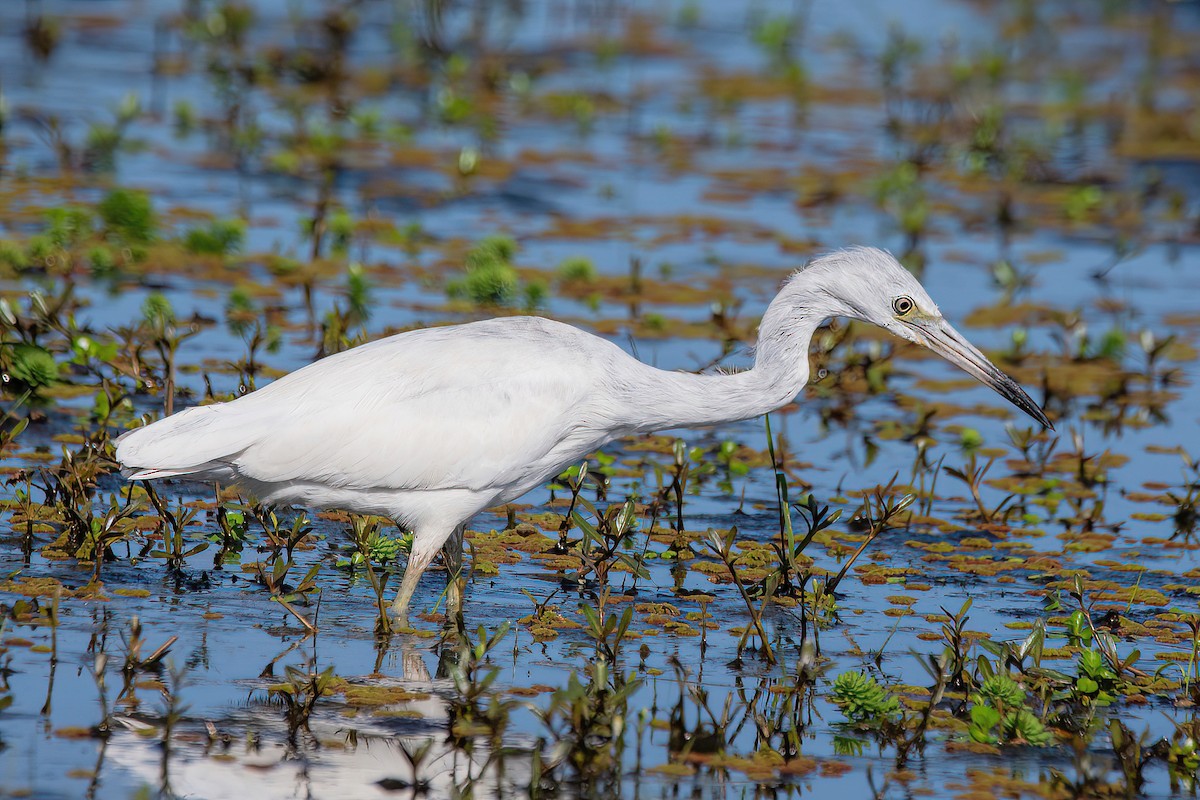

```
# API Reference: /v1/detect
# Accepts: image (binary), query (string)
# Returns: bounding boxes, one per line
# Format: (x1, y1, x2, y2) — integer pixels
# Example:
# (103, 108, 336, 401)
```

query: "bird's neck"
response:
(626, 285, 826, 432)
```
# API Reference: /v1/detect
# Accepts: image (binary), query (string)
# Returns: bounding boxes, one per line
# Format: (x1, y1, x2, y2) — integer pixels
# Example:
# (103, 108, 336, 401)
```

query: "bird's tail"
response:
(115, 403, 250, 481)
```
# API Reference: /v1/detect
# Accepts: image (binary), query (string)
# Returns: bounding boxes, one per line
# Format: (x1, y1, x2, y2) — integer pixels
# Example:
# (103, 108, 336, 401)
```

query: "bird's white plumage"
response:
(117, 247, 1049, 621)
(118, 317, 636, 523)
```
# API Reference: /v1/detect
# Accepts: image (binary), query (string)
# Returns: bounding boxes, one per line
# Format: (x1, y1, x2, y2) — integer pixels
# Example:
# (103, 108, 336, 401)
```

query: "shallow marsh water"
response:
(1, 0, 1200, 798)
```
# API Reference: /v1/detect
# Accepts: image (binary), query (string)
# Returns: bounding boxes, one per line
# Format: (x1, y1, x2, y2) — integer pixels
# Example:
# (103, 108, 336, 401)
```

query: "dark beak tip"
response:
(924, 321, 1055, 434)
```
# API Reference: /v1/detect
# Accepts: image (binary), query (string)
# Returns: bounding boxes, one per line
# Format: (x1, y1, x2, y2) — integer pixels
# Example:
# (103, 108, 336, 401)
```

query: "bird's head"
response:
(790, 247, 1052, 429)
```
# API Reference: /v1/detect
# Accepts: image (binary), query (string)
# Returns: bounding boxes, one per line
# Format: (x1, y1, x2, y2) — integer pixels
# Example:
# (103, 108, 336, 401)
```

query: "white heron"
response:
(116, 247, 1051, 625)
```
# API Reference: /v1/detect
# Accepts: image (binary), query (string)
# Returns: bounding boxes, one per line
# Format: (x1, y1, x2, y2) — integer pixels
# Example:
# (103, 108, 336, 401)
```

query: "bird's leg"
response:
(441, 522, 466, 622)
(435, 523, 468, 674)
(391, 546, 438, 629)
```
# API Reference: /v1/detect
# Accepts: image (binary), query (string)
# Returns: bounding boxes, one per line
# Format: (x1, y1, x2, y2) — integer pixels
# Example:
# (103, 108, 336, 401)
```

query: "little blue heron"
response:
(116, 247, 1051, 624)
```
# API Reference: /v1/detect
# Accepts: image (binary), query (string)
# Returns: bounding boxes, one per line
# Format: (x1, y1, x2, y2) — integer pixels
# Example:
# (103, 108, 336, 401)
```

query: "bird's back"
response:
(116, 316, 631, 503)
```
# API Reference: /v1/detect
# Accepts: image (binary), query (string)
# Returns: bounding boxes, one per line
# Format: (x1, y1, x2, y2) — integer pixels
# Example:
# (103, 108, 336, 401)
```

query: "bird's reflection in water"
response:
(106, 640, 532, 799)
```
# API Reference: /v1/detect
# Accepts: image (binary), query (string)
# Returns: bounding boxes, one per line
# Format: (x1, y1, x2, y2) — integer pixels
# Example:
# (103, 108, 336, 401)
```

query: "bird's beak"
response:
(908, 318, 1053, 430)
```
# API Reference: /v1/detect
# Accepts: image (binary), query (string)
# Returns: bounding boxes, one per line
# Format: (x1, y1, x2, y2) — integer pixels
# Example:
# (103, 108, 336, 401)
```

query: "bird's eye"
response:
(892, 296, 914, 316)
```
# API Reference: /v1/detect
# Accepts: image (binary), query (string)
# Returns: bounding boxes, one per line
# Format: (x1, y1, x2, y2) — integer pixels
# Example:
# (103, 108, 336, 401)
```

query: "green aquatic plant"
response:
(0, 241, 28, 275)
(143, 482, 206, 572)
(84, 93, 143, 172)
(971, 704, 1053, 747)
(580, 594, 634, 664)
(570, 497, 646, 591)
(224, 289, 280, 390)
(824, 481, 913, 597)
(1062, 185, 1104, 223)
(223, 286, 258, 337)
(341, 515, 401, 635)
(210, 501, 248, 565)
(1, 343, 59, 395)
(345, 262, 372, 325)
(776, 492, 841, 594)
(251, 506, 313, 565)
(328, 209, 355, 255)
(978, 673, 1026, 707)
(99, 188, 156, 244)
(713, 439, 750, 494)
(140, 293, 198, 415)
(1067, 576, 1145, 683)
(1071, 649, 1118, 708)
(68, 494, 141, 580)
(254, 553, 320, 634)
(184, 218, 245, 255)
(556, 255, 597, 285)
(943, 453, 1014, 523)
(831, 671, 899, 727)
(935, 598, 976, 692)
(444, 622, 512, 730)
(872, 161, 927, 252)
(449, 235, 522, 307)
(753, 15, 799, 67)
(1063, 609, 1093, 648)
(647, 439, 714, 557)
(705, 526, 776, 665)
(968, 673, 1052, 746)
(44, 207, 94, 250)
(319, 263, 373, 355)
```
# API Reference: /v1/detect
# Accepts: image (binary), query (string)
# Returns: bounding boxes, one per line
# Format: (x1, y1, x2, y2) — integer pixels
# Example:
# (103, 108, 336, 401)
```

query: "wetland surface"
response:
(2, 1, 1200, 798)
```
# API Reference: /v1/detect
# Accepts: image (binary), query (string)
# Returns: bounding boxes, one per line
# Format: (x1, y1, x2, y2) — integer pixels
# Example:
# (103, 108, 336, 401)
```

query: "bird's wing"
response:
(118, 319, 612, 493)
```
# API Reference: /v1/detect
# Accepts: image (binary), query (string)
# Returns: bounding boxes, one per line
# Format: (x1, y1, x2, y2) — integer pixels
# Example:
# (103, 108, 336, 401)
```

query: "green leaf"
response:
(570, 510, 598, 540)
(580, 604, 602, 637)
(4, 416, 29, 441)
(970, 703, 1001, 730)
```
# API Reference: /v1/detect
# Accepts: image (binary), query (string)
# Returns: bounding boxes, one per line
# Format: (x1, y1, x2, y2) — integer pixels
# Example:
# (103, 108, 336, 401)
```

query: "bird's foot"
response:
(445, 577, 464, 620)
(389, 601, 416, 634)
